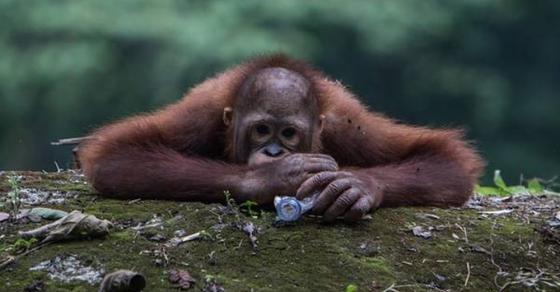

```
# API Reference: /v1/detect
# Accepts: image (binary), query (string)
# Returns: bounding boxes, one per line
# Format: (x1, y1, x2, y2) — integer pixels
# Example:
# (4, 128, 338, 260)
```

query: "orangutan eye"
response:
(281, 127, 296, 139)
(255, 124, 270, 136)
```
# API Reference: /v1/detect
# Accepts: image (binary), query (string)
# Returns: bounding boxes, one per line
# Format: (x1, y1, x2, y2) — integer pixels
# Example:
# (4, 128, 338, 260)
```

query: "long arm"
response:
(77, 60, 285, 203)
(81, 141, 248, 202)
(348, 129, 483, 207)
(320, 86, 484, 208)
(79, 88, 251, 202)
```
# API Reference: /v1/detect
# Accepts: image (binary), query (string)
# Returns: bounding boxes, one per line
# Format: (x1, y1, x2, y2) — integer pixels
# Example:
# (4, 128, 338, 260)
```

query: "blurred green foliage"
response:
(0, 0, 559, 183)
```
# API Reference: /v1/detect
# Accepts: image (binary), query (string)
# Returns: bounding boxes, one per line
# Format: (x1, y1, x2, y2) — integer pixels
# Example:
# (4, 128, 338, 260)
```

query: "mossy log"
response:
(0, 171, 559, 291)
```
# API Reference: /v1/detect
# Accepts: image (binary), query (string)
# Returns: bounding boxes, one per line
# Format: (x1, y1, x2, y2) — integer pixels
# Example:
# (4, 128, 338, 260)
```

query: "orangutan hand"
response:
(296, 170, 382, 222)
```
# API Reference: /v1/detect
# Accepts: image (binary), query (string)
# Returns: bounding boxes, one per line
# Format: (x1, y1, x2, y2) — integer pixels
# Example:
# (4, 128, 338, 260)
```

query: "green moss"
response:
(109, 231, 135, 242)
(1, 171, 559, 291)
(361, 257, 393, 275)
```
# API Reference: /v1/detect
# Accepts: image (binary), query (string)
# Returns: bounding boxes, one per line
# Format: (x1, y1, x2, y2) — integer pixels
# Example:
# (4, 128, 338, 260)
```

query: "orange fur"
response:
(79, 54, 484, 206)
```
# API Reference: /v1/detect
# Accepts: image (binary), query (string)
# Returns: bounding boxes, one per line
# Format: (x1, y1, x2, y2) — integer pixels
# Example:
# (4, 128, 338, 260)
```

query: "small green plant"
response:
(203, 274, 224, 291)
(239, 200, 260, 218)
(13, 238, 38, 253)
(223, 190, 242, 223)
(223, 190, 235, 207)
(475, 170, 558, 197)
(6, 174, 22, 220)
(225, 191, 261, 218)
(204, 274, 216, 283)
(199, 230, 214, 241)
(345, 284, 358, 292)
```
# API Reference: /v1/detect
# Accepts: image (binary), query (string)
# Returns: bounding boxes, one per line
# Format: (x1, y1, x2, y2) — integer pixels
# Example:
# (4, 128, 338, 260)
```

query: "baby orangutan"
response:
(79, 55, 484, 222)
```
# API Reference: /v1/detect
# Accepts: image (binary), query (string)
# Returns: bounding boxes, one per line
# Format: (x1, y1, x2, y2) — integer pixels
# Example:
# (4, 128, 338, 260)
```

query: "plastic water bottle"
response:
(274, 193, 318, 222)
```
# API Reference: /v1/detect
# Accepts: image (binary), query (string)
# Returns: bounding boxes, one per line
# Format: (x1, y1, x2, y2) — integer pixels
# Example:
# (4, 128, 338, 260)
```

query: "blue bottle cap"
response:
(275, 197, 302, 221)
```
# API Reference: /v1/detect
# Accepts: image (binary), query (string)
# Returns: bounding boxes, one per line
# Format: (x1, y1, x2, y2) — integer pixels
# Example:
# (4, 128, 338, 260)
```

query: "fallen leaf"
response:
(29, 207, 68, 220)
(471, 245, 491, 255)
(148, 234, 166, 242)
(490, 196, 512, 203)
(242, 222, 258, 248)
(168, 269, 196, 290)
(174, 229, 188, 237)
(548, 211, 560, 228)
(0, 212, 9, 223)
(415, 213, 440, 220)
(433, 273, 447, 282)
(479, 209, 514, 215)
(411, 226, 432, 239)
(19, 211, 112, 243)
(358, 242, 380, 257)
(203, 280, 225, 292)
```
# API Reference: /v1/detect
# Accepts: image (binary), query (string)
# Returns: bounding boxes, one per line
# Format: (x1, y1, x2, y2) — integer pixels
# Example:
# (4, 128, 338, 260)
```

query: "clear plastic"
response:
(274, 193, 318, 222)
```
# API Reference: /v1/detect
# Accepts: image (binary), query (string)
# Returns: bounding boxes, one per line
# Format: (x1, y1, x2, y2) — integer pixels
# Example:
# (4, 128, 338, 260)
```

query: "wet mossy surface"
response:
(0, 171, 559, 291)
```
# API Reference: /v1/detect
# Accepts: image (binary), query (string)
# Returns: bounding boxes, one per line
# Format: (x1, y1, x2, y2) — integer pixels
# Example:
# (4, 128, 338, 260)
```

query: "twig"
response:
(455, 223, 469, 244)
(488, 220, 507, 290)
(127, 198, 141, 205)
(179, 232, 202, 242)
(50, 136, 92, 146)
(0, 242, 51, 271)
(382, 283, 398, 292)
(224, 191, 258, 250)
(0, 256, 15, 271)
(464, 262, 471, 287)
(53, 161, 62, 172)
(382, 283, 436, 292)
(234, 239, 243, 250)
(209, 209, 224, 224)
(160, 246, 169, 265)
(131, 222, 163, 231)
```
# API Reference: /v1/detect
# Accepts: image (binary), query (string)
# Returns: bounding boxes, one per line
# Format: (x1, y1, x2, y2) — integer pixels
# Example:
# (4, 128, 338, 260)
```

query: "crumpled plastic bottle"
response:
(274, 193, 319, 222)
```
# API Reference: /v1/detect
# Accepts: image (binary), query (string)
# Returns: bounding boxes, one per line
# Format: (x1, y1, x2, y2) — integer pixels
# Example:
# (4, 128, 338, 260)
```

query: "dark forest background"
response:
(0, 0, 559, 184)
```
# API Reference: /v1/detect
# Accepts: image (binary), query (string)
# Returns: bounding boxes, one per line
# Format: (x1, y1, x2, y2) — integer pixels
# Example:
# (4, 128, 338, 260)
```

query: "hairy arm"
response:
(79, 100, 336, 204)
(79, 95, 254, 202)
(298, 87, 484, 221)
(348, 127, 483, 208)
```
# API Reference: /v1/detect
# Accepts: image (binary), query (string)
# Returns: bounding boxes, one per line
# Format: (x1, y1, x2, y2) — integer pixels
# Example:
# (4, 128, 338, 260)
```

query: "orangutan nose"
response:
(263, 143, 284, 157)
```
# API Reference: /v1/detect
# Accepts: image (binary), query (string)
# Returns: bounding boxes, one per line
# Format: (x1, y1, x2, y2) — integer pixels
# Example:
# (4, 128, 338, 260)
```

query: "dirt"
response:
(0, 171, 559, 291)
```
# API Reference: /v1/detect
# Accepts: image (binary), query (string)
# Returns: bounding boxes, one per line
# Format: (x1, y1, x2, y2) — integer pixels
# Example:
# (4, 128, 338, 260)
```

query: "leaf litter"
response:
(30, 254, 105, 285)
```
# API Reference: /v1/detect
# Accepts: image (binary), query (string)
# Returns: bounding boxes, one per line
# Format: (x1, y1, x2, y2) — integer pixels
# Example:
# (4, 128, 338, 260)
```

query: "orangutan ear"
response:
(223, 107, 233, 126)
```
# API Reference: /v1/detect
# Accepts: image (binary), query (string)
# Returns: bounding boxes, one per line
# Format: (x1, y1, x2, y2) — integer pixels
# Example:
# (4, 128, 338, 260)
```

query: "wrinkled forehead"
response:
(235, 67, 316, 117)
(241, 111, 313, 129)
